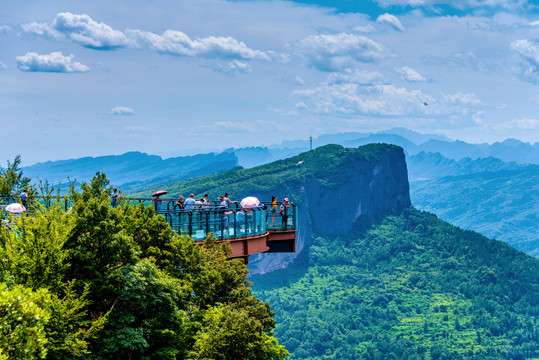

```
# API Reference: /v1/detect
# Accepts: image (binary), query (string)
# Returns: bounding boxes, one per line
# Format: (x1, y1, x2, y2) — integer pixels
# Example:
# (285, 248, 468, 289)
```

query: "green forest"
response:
(2, 146, 539, 360)
(0, 172, 287, 359)
(252, 209, 539, 359)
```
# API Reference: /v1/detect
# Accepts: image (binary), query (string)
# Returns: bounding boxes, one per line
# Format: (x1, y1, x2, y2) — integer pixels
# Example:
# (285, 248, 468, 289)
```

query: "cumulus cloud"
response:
(110, 106, 135, 115)
(292, 74, 484, 125)
(53, 12, 130, 49)
(23, 13, 130, 49)
(127, 29, 270, 60)
(376, 13, 405, 31)
(514, 118, 539, 129)
(395, 66, 427, 81)
(22, 12, 271, 61)
(374, 0, 528, 10)
(327, 69, 384, 85)
(15, 52, 89, 73)
(510, 39, 539, 83)
(496, 117, 539, 130)
(21, 22, 61, 39)
(294, 33, 390, 72)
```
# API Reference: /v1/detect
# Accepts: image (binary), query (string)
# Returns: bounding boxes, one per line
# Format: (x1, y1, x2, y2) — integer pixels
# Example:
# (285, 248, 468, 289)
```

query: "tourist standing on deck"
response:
(270, 195, 278, 226)
(19, 189, 28, 208)
(111, 189, 120, 208)
(202, 194, 212, 209)
(223, 193, 237, 208)
(176, 194, 185, 211)
(280, 197, 290, 227)
(184, 193, 196, 212)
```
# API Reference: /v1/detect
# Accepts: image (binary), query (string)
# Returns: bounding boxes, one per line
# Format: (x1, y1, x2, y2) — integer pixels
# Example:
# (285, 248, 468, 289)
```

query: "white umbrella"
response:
(5, 203, 26, 213)
(240, 196, 260, 208)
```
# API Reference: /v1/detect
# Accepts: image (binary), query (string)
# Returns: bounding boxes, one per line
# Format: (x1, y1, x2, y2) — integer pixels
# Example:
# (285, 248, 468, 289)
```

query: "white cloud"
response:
(510, 39, 539, 83)
(395, 66, 427, 81)
(110, 106, 135, 115)
(514, 118, 539, 129)
(0, 24, 11, 34)
(292, 74, 484, 124)
(15, 52, 89, 73)
(127, 29, 270, 60)
(377, 13, 405, 32)
(511, 39, 539, 63)
(22, 12, 272, 63)
(21, 22, 61, 39)
(327, 69, 384, 85)
(207, 60, 252, 75)
(495, 117, 539, 130)
(52, 12, 130, 49)
(374, 0, 528, 10)
(294, 33, 390, 71)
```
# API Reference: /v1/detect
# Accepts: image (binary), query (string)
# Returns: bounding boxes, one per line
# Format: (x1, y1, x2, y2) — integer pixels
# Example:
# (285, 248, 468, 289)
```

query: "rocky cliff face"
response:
(248, 144, 411, 275)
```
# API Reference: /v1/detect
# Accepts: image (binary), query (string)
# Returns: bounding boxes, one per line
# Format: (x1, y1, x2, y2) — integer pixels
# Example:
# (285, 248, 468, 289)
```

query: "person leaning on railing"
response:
(280, 197, 290, 228)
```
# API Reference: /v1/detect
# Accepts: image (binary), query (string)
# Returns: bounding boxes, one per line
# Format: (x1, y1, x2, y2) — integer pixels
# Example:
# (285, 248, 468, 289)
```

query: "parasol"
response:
(5, 203, 26, 213)
(152, 190, 168, 197)
(240, 196, 260, 208)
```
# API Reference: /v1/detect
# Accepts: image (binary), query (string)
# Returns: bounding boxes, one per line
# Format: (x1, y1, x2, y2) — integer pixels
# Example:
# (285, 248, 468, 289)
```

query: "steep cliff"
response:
(248, 143, 410, 274)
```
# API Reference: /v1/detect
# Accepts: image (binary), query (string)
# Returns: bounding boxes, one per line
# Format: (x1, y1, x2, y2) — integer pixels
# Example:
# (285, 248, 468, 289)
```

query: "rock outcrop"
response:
(248, 143, 411, 274)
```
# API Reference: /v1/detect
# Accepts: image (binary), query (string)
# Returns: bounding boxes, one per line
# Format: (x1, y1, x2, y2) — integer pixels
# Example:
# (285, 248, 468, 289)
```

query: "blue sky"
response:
(1, 0, 538, 164)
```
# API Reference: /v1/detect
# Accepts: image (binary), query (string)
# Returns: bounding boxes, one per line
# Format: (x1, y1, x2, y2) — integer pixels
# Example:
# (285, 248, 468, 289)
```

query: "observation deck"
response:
(1, 196, 297, 263)
(132, 198, 297, 263)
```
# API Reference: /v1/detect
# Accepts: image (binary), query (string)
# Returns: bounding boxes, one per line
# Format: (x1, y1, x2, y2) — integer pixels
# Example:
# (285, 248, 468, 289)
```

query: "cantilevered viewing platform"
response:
(137, 199, 297, 263)
(0, 196, 297, 264)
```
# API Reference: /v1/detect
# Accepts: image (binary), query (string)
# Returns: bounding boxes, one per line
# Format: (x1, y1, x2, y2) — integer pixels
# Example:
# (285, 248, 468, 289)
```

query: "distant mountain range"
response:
(18, 128, 538, 257)
(237, 129, 538, 169)
(22, 151, 238, 189)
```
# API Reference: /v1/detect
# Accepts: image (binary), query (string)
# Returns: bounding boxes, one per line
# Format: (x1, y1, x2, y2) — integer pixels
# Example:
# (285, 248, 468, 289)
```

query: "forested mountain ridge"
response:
(22, 151, 238, 187)
(252, 209, 539, 359)
(129, 143, 411, 274)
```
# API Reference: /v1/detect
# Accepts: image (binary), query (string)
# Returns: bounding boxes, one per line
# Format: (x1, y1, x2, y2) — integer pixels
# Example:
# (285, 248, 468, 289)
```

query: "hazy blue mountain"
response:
(410, 165, 539, 256)
(268, 129, 538, 165)
(407, 152, 522, 181)
(341, 133, 419, 152)
(23, 151, 238, 187)
(226, 147, 275, 169)
(418, 139, 538, 164)
(379, 127, 452, 144)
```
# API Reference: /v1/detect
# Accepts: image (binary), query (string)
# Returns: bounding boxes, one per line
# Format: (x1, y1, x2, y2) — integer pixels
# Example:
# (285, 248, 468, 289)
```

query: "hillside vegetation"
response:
(253, 209, 539, 360)
(0, 173, 287, 359)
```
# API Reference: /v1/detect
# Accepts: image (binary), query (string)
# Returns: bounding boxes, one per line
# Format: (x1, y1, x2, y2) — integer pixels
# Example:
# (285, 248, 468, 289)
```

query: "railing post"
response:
(188, 212, 192, 238)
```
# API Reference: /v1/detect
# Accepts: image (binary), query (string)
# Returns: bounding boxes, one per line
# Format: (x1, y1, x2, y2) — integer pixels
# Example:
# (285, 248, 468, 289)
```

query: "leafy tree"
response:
(0, 283, 50, 360)
(0, 155, 33, 197)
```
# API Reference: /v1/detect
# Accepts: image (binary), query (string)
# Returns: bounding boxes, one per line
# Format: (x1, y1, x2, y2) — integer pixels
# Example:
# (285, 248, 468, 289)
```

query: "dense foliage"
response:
(0, 155, 34, 197)
(253, 209, 539, 360)
(0, 172, 287, 359)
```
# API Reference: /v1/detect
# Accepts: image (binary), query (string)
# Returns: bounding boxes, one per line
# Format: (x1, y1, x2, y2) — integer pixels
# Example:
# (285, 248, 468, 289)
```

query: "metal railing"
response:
(0, 196, 297, 241)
